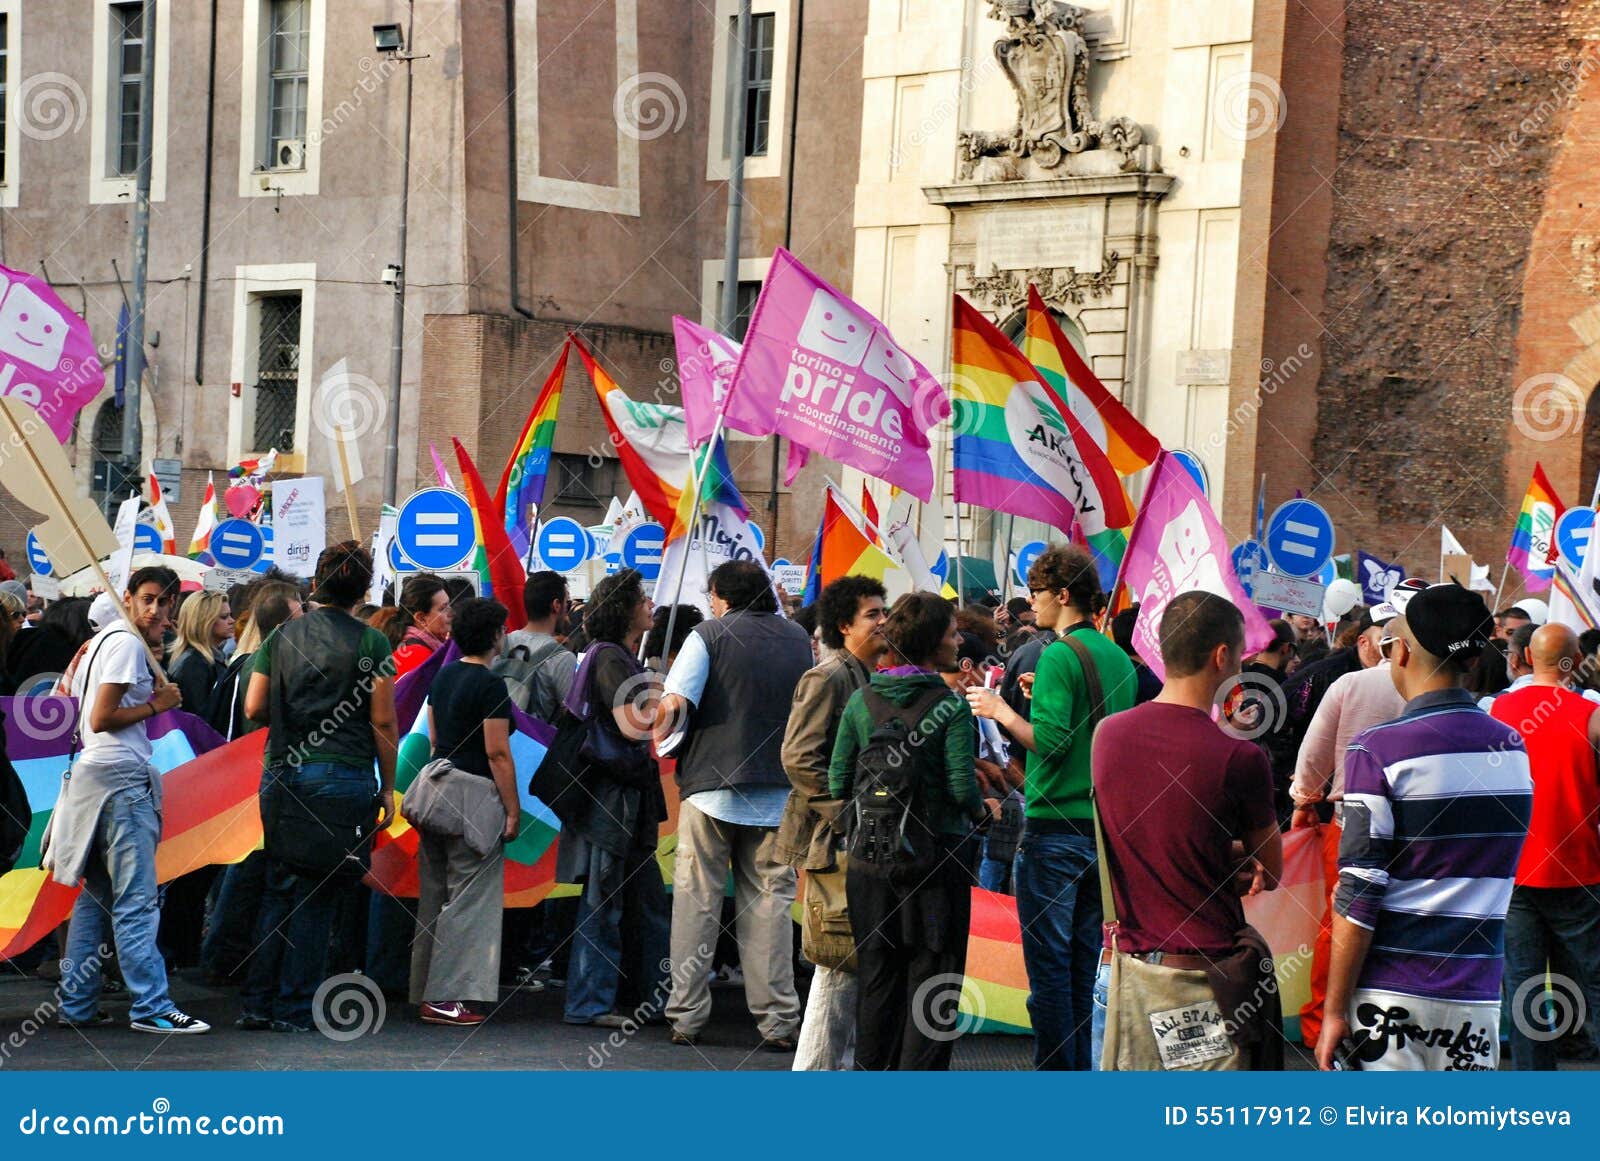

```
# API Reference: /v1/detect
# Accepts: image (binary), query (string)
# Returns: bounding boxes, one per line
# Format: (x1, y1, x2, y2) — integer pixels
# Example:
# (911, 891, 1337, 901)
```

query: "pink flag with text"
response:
(671, 316, 743, 446)
(0, 262, 106, 442)
(722, 248, 947, 501)
(1120, 450, 1275, 682)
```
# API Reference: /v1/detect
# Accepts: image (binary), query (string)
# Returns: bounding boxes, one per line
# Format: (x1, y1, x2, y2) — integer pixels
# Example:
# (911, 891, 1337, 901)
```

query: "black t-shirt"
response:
(588, 643, 649, 743)
(430, 661, 512, 779)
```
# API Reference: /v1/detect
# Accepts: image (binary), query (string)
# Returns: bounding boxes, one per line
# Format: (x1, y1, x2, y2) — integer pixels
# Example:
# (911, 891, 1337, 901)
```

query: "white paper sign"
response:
(203, 567, 258, 593)
(106, 493, 141, 595)
(29, 573, 59, 601)
(772, 564, 808, 594)
(270, 477, 326, 579)
(1251, 571, 1325, 619)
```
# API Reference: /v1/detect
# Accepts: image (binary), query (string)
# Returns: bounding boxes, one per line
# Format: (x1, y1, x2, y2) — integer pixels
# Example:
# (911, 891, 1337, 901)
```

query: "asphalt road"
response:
(0, 968, 1035, 1071)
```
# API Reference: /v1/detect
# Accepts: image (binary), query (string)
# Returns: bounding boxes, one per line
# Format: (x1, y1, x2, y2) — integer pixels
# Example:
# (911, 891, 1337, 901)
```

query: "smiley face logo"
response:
(861, 332, 918, 404)
(796, 289, 871, 366)
(0, 281, 67, 370)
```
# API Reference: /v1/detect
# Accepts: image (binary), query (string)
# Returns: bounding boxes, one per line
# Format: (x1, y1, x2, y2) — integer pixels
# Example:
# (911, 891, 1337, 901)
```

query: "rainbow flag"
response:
(1507, 462, 1563, 592)
(1023, 284, 1159, 478)
(951, 295, 1133, 588)
(497, 339, 570, 558)
(814, 486, 899, 590)
(572, 334, 744, 536)
(0, 705, 263, 960)
(453, 437, 527, 631)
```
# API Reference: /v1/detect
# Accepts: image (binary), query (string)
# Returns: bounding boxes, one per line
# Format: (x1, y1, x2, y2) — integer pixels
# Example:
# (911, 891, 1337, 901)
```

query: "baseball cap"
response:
(88, 592, 121, 632)
(1403, 583, 1493, 664)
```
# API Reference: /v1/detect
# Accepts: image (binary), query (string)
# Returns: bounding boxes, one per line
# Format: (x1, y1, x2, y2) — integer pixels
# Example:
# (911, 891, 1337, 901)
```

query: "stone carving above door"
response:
(958, 1, 1147, 180)
(958, 253, 1121, 313)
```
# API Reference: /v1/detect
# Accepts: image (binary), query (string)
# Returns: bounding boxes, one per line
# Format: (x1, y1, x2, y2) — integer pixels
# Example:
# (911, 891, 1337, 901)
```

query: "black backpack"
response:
(846, 686, 952, 881)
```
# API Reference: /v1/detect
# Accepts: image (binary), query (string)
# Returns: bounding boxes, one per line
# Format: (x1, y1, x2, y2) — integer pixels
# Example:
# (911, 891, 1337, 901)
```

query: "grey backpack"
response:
(492, 637, 570, 721)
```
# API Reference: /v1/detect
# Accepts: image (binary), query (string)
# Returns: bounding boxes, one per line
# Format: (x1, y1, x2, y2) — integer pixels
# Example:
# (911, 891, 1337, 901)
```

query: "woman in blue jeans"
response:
(556, 569, 671, 1028)
(238, 542, 399, 1032)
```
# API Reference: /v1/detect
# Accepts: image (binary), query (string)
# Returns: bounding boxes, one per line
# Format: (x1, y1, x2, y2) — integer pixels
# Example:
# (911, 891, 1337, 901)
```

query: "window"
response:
(111, 2, 145, 177)
(252, 293, 301, 453)
(264, 0, 309, 169)
(90, 403, 131, 519)
(733, 280, 761, 340)
(726, 12, 774, 158)
(552, 453, 618, 509)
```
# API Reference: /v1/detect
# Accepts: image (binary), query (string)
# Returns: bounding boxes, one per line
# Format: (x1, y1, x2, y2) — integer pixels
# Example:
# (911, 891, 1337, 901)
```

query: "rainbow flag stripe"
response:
(454, 437, 527, 630)
(497, 340, 570, 558)
(1507, 462, 1563, 592)
(1022, 284, 1160, 477)
(817, 487, 899, 588)
(951, 295, 1132, 588)
(669, 438, 748, 543)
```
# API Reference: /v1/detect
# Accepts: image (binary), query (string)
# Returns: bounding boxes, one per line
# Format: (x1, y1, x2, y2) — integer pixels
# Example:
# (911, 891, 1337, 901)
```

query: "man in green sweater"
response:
(968, 545, 1137, 1069)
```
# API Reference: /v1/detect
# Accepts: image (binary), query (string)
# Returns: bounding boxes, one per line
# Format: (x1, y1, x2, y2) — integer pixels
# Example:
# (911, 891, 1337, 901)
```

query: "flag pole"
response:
(1492, 560, 1513, 609)
(656, 413, 729, 666)
(953, 502, 967, 605)
(333, 424, 361, 542)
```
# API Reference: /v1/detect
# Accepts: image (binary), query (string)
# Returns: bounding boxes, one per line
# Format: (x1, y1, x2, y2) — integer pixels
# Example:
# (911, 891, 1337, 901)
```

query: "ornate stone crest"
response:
(960, 253, 1120, 313)
(958, 0, 1146, 179)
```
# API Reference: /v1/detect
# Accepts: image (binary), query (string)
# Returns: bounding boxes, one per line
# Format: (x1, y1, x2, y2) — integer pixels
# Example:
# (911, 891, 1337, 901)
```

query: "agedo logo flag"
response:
(720, 248, 948, 501)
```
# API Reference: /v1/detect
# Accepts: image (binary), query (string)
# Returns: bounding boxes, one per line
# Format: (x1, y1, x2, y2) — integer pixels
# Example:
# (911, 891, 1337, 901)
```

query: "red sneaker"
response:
(420, 1002, 485, 1027)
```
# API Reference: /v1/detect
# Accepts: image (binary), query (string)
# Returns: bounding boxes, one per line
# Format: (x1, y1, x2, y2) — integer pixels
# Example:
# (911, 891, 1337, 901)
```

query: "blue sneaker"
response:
(130, 1009, 211, 1035)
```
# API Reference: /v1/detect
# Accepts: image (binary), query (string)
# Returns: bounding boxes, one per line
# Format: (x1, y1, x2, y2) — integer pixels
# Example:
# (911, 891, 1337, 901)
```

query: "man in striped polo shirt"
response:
(1316, 584, 1532, 1072)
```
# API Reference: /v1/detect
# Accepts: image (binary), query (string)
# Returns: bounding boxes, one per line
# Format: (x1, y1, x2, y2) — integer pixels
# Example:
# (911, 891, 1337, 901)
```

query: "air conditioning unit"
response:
(274, 138, 306, 171)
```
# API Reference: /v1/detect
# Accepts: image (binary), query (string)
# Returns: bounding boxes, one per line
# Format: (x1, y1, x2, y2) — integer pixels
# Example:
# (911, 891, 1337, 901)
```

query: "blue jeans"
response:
(200, 850, 267, 980)
(1504, 883, 1600, 1070)
(565, 844, 670, 1023)
(1016, 829, 1102, 1070)
(58, 782, 173, 1021)
(241, 762, 376, 1028)
(1091, 960, 1110, 1070)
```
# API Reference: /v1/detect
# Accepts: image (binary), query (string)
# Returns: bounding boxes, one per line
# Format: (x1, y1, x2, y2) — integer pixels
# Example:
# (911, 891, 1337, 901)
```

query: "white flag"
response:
(653, 501, 768, 617)
(317, 359, 366, 492)
(1440, 525, 1467, 558)
(107, 493, 141, 595)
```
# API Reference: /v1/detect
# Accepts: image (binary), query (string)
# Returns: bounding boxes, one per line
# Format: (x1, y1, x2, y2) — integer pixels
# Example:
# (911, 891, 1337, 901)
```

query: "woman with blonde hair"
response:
(167, 590, 234, 712)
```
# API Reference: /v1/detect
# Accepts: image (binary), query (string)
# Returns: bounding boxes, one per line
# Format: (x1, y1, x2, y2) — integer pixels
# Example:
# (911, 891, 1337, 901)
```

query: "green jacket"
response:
(828, 671, 985, 837)
(1027, 626, 1137, 821)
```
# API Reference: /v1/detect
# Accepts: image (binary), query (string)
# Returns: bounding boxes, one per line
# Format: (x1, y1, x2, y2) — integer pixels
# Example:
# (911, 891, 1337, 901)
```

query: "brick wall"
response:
(1301, 0, 1587, 576)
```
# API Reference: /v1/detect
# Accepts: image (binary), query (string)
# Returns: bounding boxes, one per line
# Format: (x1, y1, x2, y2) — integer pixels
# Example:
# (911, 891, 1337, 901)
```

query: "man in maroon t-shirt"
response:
(1091, 591, 1282, 1070)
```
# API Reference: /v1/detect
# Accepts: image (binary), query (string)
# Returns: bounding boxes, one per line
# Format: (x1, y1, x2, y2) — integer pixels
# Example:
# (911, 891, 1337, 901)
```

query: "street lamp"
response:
(375, 7, 421, 509)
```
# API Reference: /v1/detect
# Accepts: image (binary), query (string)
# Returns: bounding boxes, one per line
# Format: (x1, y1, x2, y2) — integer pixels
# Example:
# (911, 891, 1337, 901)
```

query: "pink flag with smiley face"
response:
(0, 263, 106, 443)
(721, 248, 948, 501)
(1120, 450, 1275, 682)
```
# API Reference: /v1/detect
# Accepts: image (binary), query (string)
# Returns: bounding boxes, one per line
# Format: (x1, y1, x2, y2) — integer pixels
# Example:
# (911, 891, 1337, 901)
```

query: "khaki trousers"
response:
(665, 799, 800, 1039)
(408, 831, 505, 1006)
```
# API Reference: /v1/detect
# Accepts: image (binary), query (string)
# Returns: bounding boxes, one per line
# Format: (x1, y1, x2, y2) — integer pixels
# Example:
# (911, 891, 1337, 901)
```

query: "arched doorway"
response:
(1583, 386, 1600, 507)
(89, 402, 128, 519)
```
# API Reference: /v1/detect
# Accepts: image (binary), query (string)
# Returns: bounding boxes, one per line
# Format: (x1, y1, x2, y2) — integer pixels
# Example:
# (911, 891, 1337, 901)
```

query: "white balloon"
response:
(1322, 577, 1362, 622)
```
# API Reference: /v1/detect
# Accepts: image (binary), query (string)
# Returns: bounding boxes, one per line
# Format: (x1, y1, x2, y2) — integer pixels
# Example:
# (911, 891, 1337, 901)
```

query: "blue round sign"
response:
(1556, 505, 1595, 570)
(1013, 540, 1048, 587)
(773, 558, 791, 569)
(1231, 540, 1269, 598)
(251, 524, 275, 574)
(931, 550, 949, 583)
(25, 531, 52, 577)
(396, 488, 476, 572)
(388, 538, 418, 575)
(1264, 499, 1335, 579)
(621, 522, 667, 583)
(537, 516, 591, 574)
(1172, 449, 1210, 497)
(133, 522, 163, 554)
(210, 519, 265, 570)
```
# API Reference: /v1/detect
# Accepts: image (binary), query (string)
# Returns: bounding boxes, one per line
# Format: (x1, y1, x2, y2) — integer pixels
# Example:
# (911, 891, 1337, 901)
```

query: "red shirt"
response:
(1092, 701, 1276, 954)
(1491, 685, 1600, 887)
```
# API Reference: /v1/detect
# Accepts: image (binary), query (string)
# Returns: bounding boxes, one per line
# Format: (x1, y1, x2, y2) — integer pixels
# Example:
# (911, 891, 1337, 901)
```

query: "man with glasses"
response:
(1317, 584, 1531, 1071)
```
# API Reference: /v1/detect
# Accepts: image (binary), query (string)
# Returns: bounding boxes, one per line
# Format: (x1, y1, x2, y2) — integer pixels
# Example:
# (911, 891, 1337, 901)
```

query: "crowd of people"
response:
(0, 535, 1595, 1072)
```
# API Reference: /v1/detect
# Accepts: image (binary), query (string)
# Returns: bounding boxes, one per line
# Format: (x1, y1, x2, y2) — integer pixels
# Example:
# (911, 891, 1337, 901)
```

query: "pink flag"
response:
(722, 248, 948, 501)
(0, 262, 107, 442)
(1120, 450, 1274, 682)
(429, 441, 456, 490)
(671, 316, 742, 446)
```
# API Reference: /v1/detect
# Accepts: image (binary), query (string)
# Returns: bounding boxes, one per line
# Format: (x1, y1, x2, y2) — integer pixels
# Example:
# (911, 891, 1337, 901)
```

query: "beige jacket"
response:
(776, 649, 872, 870)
